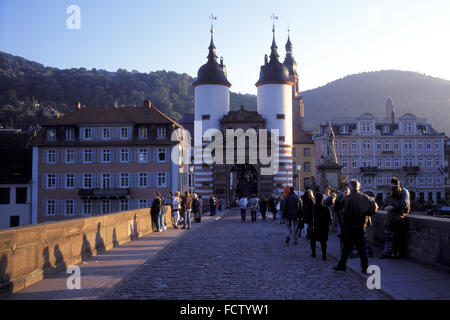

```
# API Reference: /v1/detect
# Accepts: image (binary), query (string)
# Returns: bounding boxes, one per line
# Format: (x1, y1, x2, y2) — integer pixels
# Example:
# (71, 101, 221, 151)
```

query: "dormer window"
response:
(157, 127, 166, 139)
(138, 127, 148, 139)
(341, 125, 348, 134)
(47, 128, 56, 141)
(403, 123, 413, 133)
(65, 129, 75, 141)
(382, 125, 389, 134)
(120, 127, 129, 140)
(102, 128, 111, 140)
(361, 122, 371, 133)
(425, 125, 431, 134)
(81, 128, 92, 140)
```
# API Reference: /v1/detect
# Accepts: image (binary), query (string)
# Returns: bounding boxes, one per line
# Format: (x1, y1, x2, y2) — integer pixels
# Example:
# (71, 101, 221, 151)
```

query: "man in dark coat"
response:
(151, 193, 163, 232)
(259, 196, 267, 221)
(183, 192, 193, 229)
(209, 194, 217, 216)
(310, 193, 333, 260)
(282, 187, 303, 245)
(269, 195, 277, 220)
(333, 180, 378, 274)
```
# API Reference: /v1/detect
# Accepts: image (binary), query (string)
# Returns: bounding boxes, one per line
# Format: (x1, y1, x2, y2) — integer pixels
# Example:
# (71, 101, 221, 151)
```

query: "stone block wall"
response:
(367, 211, 450, 270)
(0, 206, 172, 294)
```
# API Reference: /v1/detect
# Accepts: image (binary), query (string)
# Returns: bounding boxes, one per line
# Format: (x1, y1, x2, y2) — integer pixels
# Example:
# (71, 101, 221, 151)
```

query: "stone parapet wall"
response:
(0, 206, 172, 294)
(367, 211, 450, 270)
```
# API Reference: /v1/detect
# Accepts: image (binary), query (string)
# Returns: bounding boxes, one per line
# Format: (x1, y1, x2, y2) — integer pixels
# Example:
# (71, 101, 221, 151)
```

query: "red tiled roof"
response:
(42, 106, 183, 127)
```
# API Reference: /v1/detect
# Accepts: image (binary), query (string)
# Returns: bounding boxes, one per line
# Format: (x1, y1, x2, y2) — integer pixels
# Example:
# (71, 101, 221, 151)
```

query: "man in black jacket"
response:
(333, 180, 378, 274)
(282, 187, 303, 245)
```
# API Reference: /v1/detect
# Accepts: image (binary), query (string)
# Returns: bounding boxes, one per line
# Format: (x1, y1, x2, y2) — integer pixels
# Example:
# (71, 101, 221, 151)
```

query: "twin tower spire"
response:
(193, 15, 298, 88)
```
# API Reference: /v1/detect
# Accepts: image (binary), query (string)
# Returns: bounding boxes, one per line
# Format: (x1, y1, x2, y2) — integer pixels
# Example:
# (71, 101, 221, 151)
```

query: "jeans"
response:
(241, 209, 246, 222)
(338, 228, 368, 271)
(172, 210, 180, 226)
(251, 210, 257, 222)
(184, 209, 192, 228)
(156, 210, 163, 231)
(285, 219, 299, 243)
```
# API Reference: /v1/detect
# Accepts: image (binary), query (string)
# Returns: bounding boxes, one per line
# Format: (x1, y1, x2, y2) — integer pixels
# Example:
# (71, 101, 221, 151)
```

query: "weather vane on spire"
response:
(271, 13, 279, 32)
(210, 13, 217, 33)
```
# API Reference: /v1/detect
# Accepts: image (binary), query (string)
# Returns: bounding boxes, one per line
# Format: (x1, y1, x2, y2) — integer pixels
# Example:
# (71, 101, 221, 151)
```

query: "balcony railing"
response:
(79, 188, 131, 199)
(360, 166, 378, 174)
(403, 166, 420, 173)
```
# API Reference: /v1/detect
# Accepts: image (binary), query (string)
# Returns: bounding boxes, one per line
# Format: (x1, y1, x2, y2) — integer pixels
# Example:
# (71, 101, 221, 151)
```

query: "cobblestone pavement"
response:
(105, 210, 390, 300)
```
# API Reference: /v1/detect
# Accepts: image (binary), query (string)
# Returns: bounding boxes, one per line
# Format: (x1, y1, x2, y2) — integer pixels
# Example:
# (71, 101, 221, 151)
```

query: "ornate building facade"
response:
(313, 98, 447, 203)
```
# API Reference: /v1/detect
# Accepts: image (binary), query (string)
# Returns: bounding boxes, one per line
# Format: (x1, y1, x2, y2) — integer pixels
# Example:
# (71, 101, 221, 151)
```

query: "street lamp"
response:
(296, 163, 302, 191)
(179, 167, 184, 193)
(189, 165, 194, 196)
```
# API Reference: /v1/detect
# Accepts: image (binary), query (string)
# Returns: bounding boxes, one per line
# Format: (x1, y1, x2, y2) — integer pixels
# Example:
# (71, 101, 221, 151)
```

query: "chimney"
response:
(144, 99, 151, 108)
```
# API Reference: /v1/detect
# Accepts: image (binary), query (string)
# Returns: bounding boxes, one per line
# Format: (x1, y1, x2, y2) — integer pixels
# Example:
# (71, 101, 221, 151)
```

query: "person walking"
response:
(239, 196, 248, 223)
(282, 187, 303, 245)
(171, 192, 181, 229)
(248, 194, 259, 222)
(269, 195, 277, 220)
(219, 198, 224, 213)
(259, 195, 267, 221)
(183, 191, 193, 230)
(209, 194, 217, 216)
(310, 193, 333, 260)
(333, 180, 378, 274)
(193, 194, 202, 223)
(303, 189, 316, 240)
(278, 194, 285, 225)
(151, 192, 163, 232)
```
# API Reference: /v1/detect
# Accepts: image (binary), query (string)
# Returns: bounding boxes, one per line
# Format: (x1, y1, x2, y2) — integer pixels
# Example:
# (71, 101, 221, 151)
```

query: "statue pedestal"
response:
(316, 162, 343, 192)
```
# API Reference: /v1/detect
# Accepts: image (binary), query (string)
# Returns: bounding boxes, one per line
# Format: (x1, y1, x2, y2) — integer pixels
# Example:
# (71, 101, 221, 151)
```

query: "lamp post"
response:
(296, 163, 302, 192)
(179, 167, 184, 193)
(189, 165, 194, 196)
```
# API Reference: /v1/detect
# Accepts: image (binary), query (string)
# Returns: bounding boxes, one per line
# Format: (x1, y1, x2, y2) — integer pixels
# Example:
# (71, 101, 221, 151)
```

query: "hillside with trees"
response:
(1, 51, 449, 135)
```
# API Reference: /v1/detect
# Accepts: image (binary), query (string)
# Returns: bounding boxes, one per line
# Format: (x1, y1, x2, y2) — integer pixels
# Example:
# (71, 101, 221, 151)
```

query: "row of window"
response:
(43, 199, 156, 217)
(341, 122, 432, 135)
(42, 172, 170, 189)
(358, 175, 444, 186)
(292, 147, 311, 157)
(318, 139, 442, 152)
(340, 157, 443, 169)
(44, 148, 169, 164)
(47, 126, 167, 142)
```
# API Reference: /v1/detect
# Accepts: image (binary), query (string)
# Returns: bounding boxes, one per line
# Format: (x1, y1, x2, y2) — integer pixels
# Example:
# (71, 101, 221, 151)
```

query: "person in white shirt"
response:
(239, 197, 248, 223)
(172, 192, 181, 229)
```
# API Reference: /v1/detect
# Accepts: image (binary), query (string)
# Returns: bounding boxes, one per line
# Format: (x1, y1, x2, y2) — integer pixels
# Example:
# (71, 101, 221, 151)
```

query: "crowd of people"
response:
(236, 177, 411, 274)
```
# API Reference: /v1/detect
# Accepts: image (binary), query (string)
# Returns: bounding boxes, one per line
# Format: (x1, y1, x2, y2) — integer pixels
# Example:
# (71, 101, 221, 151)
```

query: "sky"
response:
(1, 0, 450, 95)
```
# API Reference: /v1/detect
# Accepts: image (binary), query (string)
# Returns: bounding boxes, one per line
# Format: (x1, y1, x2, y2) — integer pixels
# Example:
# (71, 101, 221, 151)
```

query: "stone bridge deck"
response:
(3, 209, 450, 300)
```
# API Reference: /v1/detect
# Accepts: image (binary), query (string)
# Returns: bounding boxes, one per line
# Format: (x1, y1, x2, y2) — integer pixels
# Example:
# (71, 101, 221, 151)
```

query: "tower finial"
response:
(271, 13, 278, 33)
(209, 13, 217, 34)
(270, 14, 279, 60)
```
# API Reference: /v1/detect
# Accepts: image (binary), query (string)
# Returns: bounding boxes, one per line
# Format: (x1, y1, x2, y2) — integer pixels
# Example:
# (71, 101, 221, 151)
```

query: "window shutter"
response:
(55, 150, 59, 163)
(73, 150, 77, 164)
(73, 174, 78, 188)
(117, 149, 121, 163)
(98, 150, 102, 163)
(79, 150, 84, 163)
(166, 172, 170, 188)
(42, 174, 47, 189)
(147, 172, 152, 188)
(61, 150, 66, 164)
(110, 150, 114, 163)
(154, 173, 159, 188)
(43, 150, 47, 164)
(153, 148, 159, 162)
(148, 148, 152, 162)
(42, 200, 47, 216)
(98, 174, 103, 189)
(165, 148, 170, 162)
(134, 173, 139, 188)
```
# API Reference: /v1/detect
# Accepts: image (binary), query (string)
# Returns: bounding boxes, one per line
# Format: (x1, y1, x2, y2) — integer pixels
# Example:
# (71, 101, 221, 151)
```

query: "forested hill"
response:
(302, 70, 450, 134)
(0, 51, 256, 129)
(1, 51, 449, 135)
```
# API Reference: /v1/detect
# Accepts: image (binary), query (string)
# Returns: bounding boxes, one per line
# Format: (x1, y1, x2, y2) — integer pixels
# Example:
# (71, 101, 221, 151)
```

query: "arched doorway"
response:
(229, 164, 258, 205)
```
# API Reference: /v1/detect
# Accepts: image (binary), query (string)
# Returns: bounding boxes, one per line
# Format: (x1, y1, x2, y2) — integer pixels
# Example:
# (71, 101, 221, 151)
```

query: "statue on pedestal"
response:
(324, 121, 338, 165)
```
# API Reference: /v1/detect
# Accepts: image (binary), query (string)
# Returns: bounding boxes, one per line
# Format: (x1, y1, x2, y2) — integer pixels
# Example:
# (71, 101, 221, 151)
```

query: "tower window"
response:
(279, 136, 285, 142)
(202, 115, 211, 120)
(277, 114, 285, 120)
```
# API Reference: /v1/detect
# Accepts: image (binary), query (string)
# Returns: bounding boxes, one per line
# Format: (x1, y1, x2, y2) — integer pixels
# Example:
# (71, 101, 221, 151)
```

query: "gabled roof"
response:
(42, 106, 183, 128)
